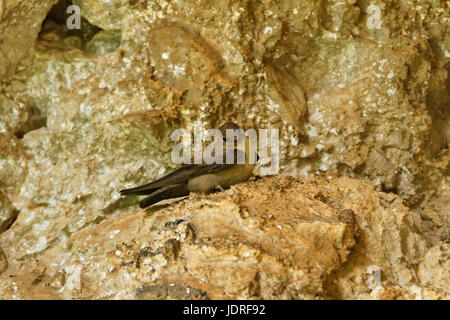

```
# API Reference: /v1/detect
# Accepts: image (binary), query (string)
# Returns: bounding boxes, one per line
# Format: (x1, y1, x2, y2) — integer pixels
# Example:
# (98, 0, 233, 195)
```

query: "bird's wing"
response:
(120, 149, 245, 195)
(139, 183, 190, 208)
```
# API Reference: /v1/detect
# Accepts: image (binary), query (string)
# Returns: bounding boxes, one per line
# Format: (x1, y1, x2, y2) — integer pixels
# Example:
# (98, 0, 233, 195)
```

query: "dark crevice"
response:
(0, 209, 19, 234)
(380, 183, 398, 195)
(40, 0, 121, 55)
(14, 104, 47, 139)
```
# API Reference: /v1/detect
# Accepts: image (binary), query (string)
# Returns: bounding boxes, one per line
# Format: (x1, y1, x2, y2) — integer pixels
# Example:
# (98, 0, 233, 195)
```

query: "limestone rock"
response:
(0, 133, 27, 192)
(0, 246, 7, 275)
(0, 0, 58, 79)
(0, 0, 448, 300)
(72, 0, 131, 31)
(0, 176, 446, 300)
(0, 192, 16, 234)
(1, 0, 446, 222)
(417, 244, 450, 293)
(85, 30, 122, 55)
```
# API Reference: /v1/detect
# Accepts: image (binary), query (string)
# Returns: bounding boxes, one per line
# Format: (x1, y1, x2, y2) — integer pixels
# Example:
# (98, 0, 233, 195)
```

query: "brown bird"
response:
(120, 122, 258, 208)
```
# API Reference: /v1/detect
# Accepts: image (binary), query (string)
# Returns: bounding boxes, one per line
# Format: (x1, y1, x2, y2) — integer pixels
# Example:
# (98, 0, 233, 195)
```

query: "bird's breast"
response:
(187, 164, 254, 193)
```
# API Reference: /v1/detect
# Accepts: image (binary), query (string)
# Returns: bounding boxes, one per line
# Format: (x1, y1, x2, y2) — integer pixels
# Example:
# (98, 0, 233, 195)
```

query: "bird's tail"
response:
(120, 184, 158, 196)
(139, 183, 189, 208)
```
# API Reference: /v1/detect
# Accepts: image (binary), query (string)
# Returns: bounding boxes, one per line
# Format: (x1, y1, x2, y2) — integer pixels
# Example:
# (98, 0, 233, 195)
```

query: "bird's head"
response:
(218, 122, 244, 143)
(218, 122, 259, 164)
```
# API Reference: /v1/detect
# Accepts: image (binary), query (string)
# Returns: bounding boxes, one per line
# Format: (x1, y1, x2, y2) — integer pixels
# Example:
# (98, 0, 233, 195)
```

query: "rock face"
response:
(0, 176, 447, 300)
(0, 191, 16, 234)
(0, 0, 58, 79)
(0, 0, 448, 299)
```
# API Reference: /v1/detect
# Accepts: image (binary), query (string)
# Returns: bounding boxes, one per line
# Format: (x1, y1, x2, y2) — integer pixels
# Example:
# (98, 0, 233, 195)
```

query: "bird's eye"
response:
(223, 137, 239, 143)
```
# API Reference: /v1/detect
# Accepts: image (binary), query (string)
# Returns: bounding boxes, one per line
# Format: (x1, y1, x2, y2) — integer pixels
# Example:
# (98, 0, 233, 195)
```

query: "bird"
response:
(120, 122, 258, 208)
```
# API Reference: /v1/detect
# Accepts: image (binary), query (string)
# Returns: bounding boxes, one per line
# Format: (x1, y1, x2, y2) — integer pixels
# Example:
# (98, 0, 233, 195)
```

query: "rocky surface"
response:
(0, 0, 448, 299)
(0, 0, 58, 79)
(0, 176, 447, 299)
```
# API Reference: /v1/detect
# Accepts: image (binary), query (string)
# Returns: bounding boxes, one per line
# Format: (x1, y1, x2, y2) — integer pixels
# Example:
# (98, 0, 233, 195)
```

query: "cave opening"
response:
(39, 0, 122, 55)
